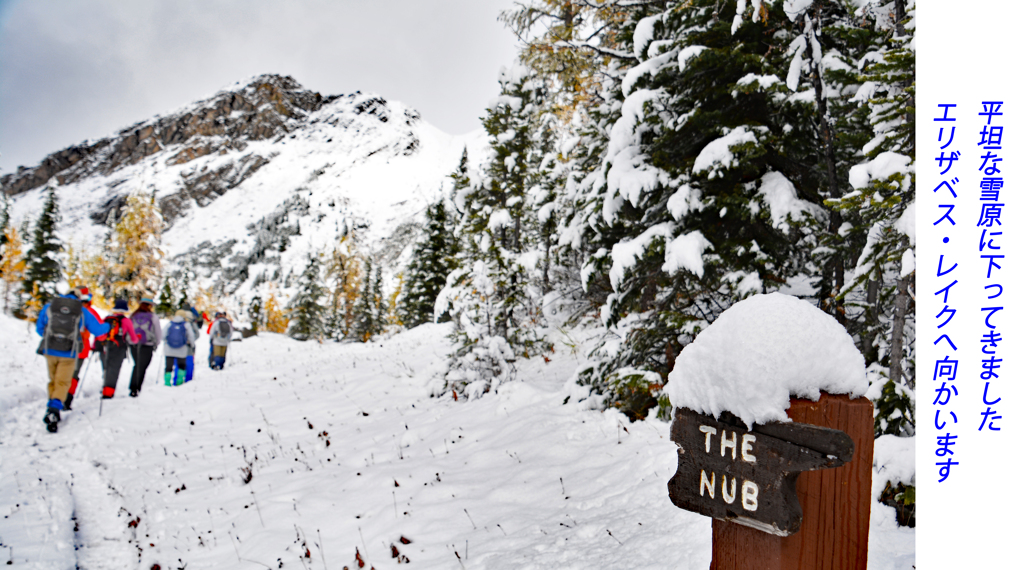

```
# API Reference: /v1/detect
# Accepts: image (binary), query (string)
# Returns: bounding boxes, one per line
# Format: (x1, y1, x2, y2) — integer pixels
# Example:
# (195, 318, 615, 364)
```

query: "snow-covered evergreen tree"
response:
(834, 0, 916, 439)
(156, 280, 176, 316)
(437, 63, 553, 398)
(0, 194, 10, 260)
(177, 271, 193, 310)
(370, 263, 386, 334)
(247, 294, 263, 333)
(23, 184, 64, 307)
(353, 256, 380, 341)
(286, 254, 326, 341)
(399, 198, 459, 327)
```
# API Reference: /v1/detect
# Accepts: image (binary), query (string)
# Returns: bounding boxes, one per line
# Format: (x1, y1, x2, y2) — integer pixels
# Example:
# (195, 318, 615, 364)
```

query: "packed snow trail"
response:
(1, 315, 913, 568)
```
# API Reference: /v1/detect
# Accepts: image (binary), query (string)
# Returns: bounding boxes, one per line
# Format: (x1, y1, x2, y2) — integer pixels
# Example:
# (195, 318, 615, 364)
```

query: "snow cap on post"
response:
(666, 293, 867, 428)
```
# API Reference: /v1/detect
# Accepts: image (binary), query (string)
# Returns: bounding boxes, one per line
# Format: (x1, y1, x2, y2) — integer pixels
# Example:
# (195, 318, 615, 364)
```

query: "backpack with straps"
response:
(41, 297, 83, 353)
(103, 315, 127, 346)
(132, 312, 157, 345)
(166, 321, 188, 349)
(215, 319, 232, 341)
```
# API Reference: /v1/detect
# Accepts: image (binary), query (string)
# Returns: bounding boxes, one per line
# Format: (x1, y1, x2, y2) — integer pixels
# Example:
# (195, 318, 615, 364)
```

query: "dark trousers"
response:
(165, 356, 187, 373)
(129, 344, 155, 393)
(101, 342, 128, 398)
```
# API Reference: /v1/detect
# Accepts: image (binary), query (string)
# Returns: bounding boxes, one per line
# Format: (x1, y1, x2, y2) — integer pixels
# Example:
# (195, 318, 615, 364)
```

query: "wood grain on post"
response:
(709, 392, 874, 570)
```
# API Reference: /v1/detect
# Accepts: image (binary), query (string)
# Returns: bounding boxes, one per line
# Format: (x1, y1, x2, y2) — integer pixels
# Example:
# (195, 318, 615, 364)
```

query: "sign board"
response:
(667, 406, 854, 536)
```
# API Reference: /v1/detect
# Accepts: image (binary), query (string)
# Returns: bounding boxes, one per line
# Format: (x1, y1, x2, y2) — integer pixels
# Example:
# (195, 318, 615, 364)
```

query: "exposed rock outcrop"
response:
(1, 74, 332, 198)
(2, 72, 466, 300)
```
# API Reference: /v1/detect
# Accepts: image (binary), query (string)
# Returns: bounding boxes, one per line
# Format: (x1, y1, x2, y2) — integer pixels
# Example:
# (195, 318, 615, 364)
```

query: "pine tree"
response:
(0, 194, 10, 262)
(23, 184, 64, 306)
(353, 256, 379, 341)
(110, 190, 164, 302)
(247, 294, 263, 334)
(833, 0, 917, 439)
(399, 199, 459, 327)
(177, 271, 192, 309)
(522, 0, 883, 420)
(286, 254, 326, 341)
(437, 63, 552, 397)
(0, 225, 26, 313)
(156, 280, 176, 316)
(370, 263, 387, 334)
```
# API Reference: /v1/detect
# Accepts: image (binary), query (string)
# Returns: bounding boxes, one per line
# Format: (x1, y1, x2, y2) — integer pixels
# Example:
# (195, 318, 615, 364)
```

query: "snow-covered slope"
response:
(2, 74, 488, 302)
(0, 314, 914, 569)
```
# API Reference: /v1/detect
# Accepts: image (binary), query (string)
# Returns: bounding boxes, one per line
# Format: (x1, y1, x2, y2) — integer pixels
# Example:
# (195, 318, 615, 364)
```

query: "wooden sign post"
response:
(668, 393, 873, 570)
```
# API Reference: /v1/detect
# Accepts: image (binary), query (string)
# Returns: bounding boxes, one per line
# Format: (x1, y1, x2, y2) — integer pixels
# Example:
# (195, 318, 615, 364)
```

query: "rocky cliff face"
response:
(2, 74, 484, 303)
(3, 75, 327, 199)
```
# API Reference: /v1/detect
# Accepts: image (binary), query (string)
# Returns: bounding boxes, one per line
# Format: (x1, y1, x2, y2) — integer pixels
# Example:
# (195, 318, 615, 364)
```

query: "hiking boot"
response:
(63, 394, 74, 411)
(43, 408, 60, 433)
(164, 372, 173, 386)
(129, 390, 138, 398)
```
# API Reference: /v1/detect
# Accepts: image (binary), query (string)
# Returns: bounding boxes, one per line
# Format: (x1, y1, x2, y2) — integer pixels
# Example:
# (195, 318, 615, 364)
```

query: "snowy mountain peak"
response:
(3, 74, 326, 198)
(3, 74, 486, 305)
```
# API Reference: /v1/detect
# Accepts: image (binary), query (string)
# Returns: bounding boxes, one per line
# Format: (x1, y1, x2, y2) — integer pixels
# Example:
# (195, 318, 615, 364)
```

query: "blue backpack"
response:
(166, 321, 188, 348)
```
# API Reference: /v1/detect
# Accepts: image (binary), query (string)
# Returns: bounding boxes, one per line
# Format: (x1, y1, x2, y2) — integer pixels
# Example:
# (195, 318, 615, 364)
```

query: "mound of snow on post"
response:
(666, 293, 867, 427)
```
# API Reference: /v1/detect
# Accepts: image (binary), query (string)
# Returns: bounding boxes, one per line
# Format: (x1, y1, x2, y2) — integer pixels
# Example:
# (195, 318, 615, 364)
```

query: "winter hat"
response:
(76, 286, 92, 301)
(140, 297, 155, 305)
(174, 309, 191, 320)
(113, 299, 129, 312)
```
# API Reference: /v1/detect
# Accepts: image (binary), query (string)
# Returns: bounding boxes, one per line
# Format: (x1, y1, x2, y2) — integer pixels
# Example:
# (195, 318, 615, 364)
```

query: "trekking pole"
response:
(80, 349, 97, 391)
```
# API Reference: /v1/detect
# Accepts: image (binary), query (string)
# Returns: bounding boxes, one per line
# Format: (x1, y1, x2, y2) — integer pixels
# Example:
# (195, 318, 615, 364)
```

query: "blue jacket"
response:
(36, 294, 110, 358)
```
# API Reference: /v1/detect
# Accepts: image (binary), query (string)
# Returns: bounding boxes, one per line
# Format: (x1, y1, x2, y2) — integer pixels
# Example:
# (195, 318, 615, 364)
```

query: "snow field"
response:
(1, 314, 912, 568)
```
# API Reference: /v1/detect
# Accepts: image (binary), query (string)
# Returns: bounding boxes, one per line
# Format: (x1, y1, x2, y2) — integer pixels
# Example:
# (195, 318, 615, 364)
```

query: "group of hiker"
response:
(35, 285, 235, 433)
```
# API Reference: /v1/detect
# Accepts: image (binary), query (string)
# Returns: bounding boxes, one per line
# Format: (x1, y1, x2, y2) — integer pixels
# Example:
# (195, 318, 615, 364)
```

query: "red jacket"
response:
(77, 302, 104, 358)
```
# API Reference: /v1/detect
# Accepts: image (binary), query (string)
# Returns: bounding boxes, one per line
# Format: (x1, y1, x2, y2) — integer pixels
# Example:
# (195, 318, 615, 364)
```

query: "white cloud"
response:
(0, 0, 519, 171)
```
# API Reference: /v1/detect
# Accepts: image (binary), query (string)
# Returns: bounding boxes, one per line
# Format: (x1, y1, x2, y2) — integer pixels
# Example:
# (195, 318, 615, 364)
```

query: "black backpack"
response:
(39, 297, 83, 354)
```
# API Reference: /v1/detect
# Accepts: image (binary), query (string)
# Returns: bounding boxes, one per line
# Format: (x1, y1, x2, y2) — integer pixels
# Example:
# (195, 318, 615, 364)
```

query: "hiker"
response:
(96, 299, 141, 399)
(63, 286, 104, 411)
(208, 312, 234, 370)
(163, 309, 196, 386)
(179, 303, 204, 382)
(36, 288, 110, 432)
(128, 297, 161, 397)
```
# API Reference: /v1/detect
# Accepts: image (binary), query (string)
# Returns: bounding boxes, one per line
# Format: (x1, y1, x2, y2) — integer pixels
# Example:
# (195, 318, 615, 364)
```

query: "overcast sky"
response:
(0, 0, 521, 173)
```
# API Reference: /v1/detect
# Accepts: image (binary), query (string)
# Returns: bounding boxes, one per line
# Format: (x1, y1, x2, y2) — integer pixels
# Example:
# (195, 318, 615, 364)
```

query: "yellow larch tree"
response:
(262, 285, 289, 333)
(324, 236, 363, 339)
(386, 272, 403, 327)
(0, 226, 26, 313)
(110, 190, 164, 303)
(79, 249, 115, 310)
(192, 284, 221, 319)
